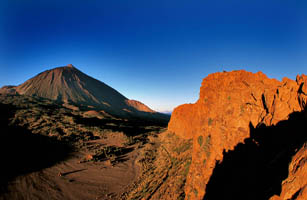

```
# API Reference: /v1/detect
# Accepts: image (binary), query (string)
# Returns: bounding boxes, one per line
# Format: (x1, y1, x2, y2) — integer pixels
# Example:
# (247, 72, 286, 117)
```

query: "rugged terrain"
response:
(169, 70, 307, 199)
(1, 68, 306, 200)
(0, 93, 194, 200)
(0, 94, 173, 199)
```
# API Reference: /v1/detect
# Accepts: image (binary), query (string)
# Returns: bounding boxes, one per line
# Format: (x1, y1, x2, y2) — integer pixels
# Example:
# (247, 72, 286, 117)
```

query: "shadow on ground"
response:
(0, 103, 73, 193)
(204, 110, 307, 200)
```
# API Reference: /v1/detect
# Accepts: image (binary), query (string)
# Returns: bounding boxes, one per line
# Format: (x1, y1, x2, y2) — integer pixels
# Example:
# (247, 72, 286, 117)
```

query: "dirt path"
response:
(1, 140, 141, 200)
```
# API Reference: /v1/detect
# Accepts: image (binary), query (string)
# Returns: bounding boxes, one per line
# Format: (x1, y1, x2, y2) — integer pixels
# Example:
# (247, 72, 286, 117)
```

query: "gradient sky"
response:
(0, 0, 306, 112)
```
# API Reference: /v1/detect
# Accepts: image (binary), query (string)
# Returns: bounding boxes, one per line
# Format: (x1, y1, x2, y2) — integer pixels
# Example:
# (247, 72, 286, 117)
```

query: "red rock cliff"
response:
(168, 70, 307, 199)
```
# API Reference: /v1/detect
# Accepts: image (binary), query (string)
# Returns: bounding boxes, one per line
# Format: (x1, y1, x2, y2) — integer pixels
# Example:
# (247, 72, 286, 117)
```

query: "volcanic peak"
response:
(1, 65, 162, 118)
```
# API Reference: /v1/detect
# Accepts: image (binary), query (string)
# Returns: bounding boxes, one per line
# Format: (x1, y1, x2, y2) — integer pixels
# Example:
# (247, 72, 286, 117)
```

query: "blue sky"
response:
(0, 0, 306, 112)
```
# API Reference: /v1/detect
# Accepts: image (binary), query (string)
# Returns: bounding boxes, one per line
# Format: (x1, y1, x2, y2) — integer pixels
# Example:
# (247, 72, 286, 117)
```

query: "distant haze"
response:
(0, 0, 306, 112)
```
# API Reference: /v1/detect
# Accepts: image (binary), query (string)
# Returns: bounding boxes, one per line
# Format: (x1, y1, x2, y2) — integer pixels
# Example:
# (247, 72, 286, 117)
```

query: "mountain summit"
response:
(2, 65, 158, 117)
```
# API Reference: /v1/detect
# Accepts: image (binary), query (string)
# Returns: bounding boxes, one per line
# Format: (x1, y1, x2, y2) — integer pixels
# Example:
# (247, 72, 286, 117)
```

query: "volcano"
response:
(1, 64, 161, 118)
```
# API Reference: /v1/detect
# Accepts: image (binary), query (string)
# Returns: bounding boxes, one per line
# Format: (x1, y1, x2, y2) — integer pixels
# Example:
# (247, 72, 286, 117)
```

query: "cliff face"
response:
(168, 70, 307, 199)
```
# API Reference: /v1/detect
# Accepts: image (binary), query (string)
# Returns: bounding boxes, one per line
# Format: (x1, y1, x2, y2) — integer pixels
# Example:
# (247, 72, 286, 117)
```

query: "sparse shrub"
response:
(182, 159, 192, 176)
(125, 136, 135, 145)
(197, 135, 203, 146)
(92, 146, 128, 162)
(171, 157, 179, 166)
(208, 118, 213, 126)
(205, 135, 211, 145)
(178, 194, 185, 200)
(203, 135, 211, 157)
(240, 105, 245, 113)
(193, 188, 198, 196)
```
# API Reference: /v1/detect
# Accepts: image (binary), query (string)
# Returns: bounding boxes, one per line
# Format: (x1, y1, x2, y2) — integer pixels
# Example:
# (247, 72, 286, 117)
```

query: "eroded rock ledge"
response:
(168, 70, 307, 199)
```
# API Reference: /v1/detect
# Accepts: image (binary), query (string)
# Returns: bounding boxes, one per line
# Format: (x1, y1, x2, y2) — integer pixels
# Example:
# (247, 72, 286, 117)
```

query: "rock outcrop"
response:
(125, 99, 155, 113)
(168, 70, 307, 199)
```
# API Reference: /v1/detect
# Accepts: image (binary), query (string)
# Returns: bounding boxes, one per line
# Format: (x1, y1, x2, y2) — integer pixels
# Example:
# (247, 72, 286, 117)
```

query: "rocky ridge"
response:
(168, 70, 307, 199)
